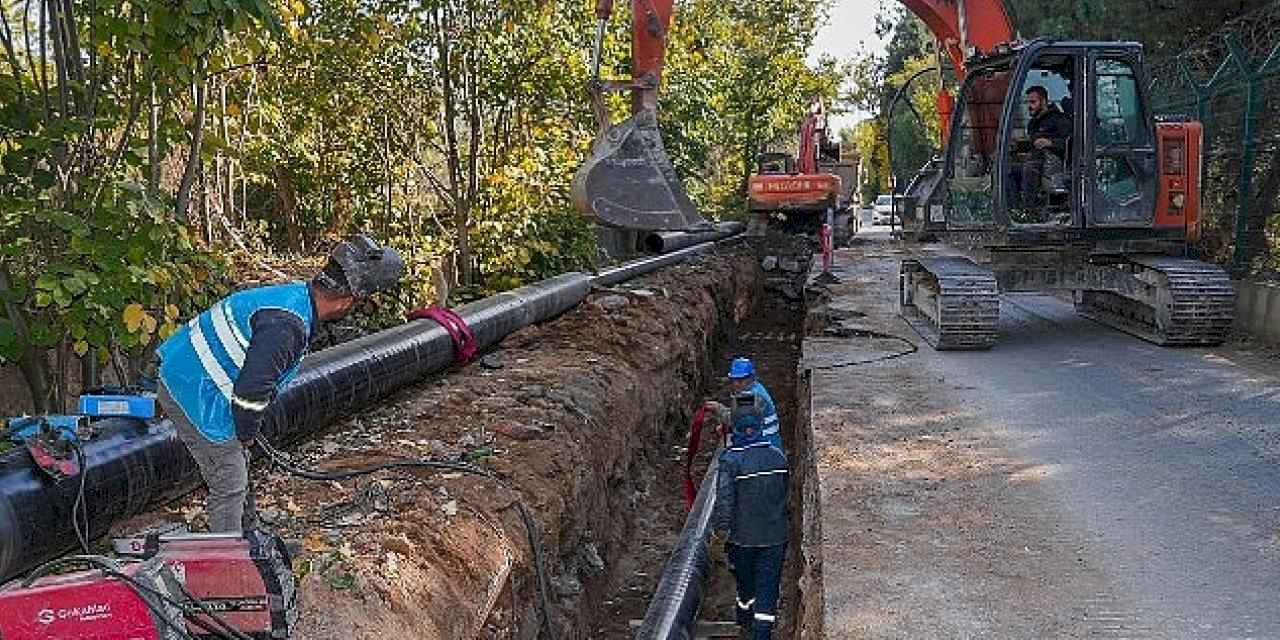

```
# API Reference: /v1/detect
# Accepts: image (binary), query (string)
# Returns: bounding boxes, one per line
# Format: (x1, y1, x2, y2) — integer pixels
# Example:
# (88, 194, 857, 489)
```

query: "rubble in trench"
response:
(117, 249, 764, 639)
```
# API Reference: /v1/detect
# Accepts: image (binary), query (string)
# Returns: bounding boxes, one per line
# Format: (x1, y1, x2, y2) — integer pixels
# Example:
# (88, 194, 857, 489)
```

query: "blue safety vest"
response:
(157, 282, 314, 443)
(731, 381, 782, 449)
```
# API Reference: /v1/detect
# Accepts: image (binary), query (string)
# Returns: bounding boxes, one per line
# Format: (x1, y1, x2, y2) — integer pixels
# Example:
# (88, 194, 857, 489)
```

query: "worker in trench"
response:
(702, 357, 782, 448)
(711, 383, 789, 640)
(152, 235, 403, 533)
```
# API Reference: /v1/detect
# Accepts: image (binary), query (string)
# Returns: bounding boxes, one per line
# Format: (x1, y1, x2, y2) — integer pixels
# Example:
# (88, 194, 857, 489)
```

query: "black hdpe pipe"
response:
(0, 233, 743, 583)
(633, 453, 719, 639)
(643, 221, 744, 254)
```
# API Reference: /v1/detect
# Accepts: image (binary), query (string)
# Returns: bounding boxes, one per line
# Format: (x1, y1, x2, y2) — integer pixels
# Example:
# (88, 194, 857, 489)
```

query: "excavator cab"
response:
(930, 41, 1171, 238)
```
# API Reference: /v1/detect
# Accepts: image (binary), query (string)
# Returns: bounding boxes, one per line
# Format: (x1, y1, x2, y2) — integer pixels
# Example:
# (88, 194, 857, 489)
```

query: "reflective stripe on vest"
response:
(158, 282, 313, 442)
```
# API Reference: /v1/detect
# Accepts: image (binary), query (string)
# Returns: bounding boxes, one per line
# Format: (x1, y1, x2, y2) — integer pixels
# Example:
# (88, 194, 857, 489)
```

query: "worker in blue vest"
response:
(712, 386, 789, 640)
(154, 235, 403, 533)
(703, 357, 782, 448)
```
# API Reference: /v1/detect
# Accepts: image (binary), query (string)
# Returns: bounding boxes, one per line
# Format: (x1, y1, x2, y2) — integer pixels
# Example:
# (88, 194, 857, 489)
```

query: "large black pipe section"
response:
(633, 453, 719, 639)
(596, 231, 744, 288)
(643, 221, 744, 254)
(0, 418, 196, 583)
(259, 272, 592, 444)
(0, 231, 744, 583)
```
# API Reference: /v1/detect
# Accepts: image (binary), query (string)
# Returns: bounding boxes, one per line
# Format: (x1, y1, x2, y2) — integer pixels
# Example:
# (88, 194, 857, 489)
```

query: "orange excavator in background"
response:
(747, 97, 858, 235)
(889, 0, 1234, 348)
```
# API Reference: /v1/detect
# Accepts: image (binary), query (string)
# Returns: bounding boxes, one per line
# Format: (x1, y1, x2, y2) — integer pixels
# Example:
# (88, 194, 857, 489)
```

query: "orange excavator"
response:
(747, 96, 853, 234)
(574, 0, 1234, 348)
(890, 0, 1234, 348)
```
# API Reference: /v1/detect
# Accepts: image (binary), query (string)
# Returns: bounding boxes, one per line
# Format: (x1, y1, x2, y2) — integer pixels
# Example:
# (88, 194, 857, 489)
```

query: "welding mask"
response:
(315, 235, 405, 299)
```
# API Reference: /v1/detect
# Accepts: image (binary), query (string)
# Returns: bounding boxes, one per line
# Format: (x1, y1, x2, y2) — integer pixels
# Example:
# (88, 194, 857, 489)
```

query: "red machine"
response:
(747, 96, 850, 232)
(0, 530, 296, 639)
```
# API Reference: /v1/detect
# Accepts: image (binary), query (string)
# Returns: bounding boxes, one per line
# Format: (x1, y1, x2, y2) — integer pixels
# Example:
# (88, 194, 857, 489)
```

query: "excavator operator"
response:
(1010, 85, 1073, 217)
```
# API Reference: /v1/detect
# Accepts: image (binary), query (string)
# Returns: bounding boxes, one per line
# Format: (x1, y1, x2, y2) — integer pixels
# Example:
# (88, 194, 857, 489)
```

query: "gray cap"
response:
(315, 234, 404, 298)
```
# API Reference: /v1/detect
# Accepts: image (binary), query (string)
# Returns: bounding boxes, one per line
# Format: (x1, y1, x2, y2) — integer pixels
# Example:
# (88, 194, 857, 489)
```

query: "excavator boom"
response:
(899, 0, 1015, 77)
(571, 0, 709, 231)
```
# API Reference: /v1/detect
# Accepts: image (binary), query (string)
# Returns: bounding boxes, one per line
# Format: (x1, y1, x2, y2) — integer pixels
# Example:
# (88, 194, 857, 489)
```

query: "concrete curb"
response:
(1235, 280, 1280, 345)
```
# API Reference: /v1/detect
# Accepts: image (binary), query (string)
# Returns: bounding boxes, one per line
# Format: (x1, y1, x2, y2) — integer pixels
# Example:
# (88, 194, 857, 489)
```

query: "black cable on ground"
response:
(253, 435, 489, 481)
(805, 328, 919, 371)
(71, 440, 91, 554)
(515, 501, 555, 639)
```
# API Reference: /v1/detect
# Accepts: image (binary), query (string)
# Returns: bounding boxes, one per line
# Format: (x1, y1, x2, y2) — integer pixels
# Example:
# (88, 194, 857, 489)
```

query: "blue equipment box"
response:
(78, 394, 156, 419)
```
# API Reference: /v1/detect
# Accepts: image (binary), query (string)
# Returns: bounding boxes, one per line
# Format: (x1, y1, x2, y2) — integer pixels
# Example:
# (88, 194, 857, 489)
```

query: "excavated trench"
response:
(109, 235, 816, 639)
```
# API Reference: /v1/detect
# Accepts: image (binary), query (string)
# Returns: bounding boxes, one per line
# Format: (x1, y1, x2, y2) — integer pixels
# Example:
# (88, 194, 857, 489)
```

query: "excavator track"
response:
(1076, 257, 1235, 346)
(900, 257, 1000, 350)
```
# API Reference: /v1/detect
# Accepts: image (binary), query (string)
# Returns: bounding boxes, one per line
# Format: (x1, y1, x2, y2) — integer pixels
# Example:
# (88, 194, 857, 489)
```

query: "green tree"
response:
(1, 0, 272, 410)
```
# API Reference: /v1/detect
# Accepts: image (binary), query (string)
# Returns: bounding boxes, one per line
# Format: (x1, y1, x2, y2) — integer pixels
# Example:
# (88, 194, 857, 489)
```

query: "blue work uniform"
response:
(712, 426, 788, 640)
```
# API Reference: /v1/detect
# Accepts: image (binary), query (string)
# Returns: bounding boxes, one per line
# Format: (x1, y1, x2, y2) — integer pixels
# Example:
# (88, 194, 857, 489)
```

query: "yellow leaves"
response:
(226, 102, 243, 117)
(123, 303, 159, 339)
(123, 304, 146, 332)
(159, 321, 178, 341)
(303, 533, 330, 553)
(149, 267, 173, 287)
(165, 304, 181, 321)
(73, 340, 89, 357)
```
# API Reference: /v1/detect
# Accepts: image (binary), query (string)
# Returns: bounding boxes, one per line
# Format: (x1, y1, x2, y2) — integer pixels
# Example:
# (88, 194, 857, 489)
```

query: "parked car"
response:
(871, 194, 904, 225)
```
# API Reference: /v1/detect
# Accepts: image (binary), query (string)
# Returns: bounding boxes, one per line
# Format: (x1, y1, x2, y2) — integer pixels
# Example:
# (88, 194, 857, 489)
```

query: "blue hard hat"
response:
(727, 357, 755, 380)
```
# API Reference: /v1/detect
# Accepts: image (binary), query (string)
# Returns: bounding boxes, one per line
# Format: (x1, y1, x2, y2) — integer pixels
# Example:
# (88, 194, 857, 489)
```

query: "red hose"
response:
(683, 405, 712, 510)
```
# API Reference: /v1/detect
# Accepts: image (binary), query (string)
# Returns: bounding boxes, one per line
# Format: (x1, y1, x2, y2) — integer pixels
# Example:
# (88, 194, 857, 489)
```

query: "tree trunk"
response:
(148, 80, 160, 191)
(175, 56, 209, 224)
(434, 3, 472, 285)
(0, 264, 50, 413)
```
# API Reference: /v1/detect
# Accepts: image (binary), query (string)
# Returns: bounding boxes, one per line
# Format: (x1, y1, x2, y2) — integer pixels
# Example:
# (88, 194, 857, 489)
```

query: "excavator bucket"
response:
(572, 108, 709, 231)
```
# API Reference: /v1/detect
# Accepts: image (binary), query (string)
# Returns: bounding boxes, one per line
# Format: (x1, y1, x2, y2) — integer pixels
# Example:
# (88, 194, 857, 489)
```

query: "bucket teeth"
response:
(572, 109, 710, 231)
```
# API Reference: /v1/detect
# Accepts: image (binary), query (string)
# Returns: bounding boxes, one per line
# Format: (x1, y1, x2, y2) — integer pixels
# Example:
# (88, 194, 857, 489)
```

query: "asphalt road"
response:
(807, 231, 1280, 638)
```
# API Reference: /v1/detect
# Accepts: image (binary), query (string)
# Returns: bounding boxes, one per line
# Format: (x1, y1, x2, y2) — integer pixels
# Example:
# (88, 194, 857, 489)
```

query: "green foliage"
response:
(0, 0, 847, 410)
(0, 0, 266, 409)
(660, 0, 845, 218)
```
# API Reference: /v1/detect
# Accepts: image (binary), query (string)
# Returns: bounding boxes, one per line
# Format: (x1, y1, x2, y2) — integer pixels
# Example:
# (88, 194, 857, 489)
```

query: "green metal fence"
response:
(1147, 1, 1280, 277)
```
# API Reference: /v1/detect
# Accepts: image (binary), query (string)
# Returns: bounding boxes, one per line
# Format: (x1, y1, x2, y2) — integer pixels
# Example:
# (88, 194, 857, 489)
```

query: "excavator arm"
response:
(896, 0, 1016, 145)
(899, 0, 1015, 78)
(572, 0, 709, 231)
